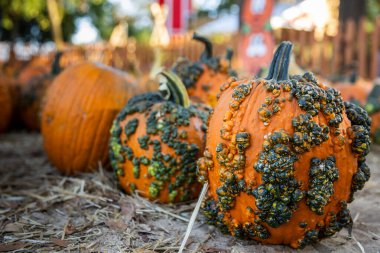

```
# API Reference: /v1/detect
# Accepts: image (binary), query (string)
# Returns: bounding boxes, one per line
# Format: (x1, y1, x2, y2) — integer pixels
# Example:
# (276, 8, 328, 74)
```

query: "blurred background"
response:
(0, 0, 379, 80)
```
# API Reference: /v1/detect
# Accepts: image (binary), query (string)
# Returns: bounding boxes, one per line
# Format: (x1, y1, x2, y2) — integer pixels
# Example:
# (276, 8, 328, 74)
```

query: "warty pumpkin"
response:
(109, 71, 210, 203)
(172, 33, 236, 107)
(0, 82, 12, 133)
(197, 42, 371, 248)
(41, 62, 141, 174)
(19, 52, 63, 131)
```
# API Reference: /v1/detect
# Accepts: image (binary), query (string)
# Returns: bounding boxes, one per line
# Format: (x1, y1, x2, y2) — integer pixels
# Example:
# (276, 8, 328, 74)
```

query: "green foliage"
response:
(0, 0, 116, 42)
(366, 0, 380, 22)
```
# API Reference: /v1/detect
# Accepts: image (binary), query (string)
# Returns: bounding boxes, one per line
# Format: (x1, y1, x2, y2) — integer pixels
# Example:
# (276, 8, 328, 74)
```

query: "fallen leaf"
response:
(0, 242, 27, 252)
(119, 199, 136, 222)
(51, 238, 69, 247)
(105, 219, 128, 231)
(64, 222, 76, 235)
(3, 223, 22, 232)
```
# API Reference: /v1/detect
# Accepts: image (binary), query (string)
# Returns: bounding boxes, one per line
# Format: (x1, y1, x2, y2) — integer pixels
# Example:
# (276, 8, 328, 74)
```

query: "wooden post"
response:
(370, 17, 380, 79)
(344, 19, 355, 70)
(299, 30, 307, 67)
(320, 31, 329, 77)
(332, 24, 342, 73)
(357, 17, 367, 78)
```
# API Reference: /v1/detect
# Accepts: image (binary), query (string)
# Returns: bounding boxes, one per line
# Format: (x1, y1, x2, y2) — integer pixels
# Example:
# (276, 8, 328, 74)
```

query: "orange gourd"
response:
(0, 83, 12, 133)
(197, 42, 371, 248)
(41, 62, 141, 174)
(365, 84, 380, 143)
(333, 79, 373, 106)
(19, 52, 63, 130)
(109, 71, 210, 203)
(172, 33, 236, 107)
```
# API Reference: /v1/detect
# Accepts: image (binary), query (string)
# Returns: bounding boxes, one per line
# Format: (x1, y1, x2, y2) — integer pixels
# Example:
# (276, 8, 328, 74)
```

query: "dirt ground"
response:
(0, 132, 379, 253)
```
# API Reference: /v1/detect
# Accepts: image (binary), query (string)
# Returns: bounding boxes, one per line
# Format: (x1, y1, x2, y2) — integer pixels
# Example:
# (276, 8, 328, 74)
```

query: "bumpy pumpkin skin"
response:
(187, 60, 233, 107)
(19, 75, 53, 131)
(41, 62, 140, 174)
(197, 43, 371, 248)
(109, 92, 210, 203)
(173, 33, 236, 107)
(19, 53, 62, 131)
(0, 84, 12, 132)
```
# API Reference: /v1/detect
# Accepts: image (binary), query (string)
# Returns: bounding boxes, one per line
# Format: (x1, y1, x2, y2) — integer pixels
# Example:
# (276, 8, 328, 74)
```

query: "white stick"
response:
(178, 182, 209, 253)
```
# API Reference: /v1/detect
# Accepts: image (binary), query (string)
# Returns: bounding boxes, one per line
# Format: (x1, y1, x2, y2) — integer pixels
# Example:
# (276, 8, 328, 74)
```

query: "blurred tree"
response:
(0, 0, 116, 45)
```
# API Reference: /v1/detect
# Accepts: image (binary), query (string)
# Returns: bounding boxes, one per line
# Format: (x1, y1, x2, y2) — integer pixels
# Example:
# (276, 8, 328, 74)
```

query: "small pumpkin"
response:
(333, 79, 373, 106)
(109, 71, 210, 203)
(197, 42, 371, 248)
(0, 83, 12, 133)
(19, 52, 63, 131)
(172, 33, 236, 107)
(365, 83, 380, 143)
(41, 62, 141, 174)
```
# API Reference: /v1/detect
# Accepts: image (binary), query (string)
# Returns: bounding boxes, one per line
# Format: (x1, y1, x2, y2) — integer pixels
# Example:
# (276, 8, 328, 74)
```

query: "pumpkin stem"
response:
(266, 41, 293, 81)
(158, 71, 191, 108)
(192, 32, 213, 61)
(51, 51, 63, 76)
(225, 47, 233, 66)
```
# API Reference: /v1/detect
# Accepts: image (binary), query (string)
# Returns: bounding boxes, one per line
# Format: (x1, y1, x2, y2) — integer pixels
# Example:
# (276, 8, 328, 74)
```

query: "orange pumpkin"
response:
(41, 62, 141, 174)
(19, 52, 63, 131)
(172, 33, 236, 107)
(109, 71, 210, 203)
(333, 79, 373, 106)
(0, 83, 12, 133)
(365, 83, 380, 143)
(197, 42, 371, 248)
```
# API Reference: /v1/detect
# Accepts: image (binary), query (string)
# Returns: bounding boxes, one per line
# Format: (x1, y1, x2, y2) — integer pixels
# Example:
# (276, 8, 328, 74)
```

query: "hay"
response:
(0, 132, 379, 252)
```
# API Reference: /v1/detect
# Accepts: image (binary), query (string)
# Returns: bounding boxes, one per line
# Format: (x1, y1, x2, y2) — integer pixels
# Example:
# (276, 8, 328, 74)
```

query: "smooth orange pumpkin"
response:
(172, 33, 236, 107)
(0, 83, 12, 133)
(41, 62, 141, 174)
(109, 71, 210, 203)
(197, 42, 371, 248)
(365, 83, 380, 143)
(19, 52, 62, 130)
(333, 79, 373, 106)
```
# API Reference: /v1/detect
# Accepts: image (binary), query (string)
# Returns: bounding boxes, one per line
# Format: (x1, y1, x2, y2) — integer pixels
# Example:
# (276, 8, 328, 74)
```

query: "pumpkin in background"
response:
(41, 62, 141, 174)
(17, 57, 51, 85)
(365, 83, 380, 143)
(19, 52, 62, 131)
(333, 79, 373, 106)
(197, 42, 371, 248)
(172, 33, 236, 107)
(0, 83, 12, 133)
(109, 71, 210, 203)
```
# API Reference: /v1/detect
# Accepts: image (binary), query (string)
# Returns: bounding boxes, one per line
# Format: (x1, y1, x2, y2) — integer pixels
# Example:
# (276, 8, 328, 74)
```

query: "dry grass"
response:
(0, 132, 379, 252)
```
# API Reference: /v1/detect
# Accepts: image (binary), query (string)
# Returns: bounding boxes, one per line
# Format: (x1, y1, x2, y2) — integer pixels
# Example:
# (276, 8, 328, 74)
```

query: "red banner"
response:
(158, 0, 192, 34)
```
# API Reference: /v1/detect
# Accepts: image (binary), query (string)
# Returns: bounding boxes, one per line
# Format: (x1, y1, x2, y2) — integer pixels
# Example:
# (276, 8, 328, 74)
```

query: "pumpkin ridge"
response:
(67, 65, 103, 171)
(79, 69, 119, 171)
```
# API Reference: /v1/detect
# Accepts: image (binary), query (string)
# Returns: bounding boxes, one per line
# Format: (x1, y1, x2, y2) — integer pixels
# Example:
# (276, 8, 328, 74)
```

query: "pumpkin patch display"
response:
(0, 83, 12, 133)
(19, 52, 63, 131)
(197, 42, 371, 248)
(172, 33, 236, 107)
(109, 71, 210, 203)
(41, 62, 140, 174)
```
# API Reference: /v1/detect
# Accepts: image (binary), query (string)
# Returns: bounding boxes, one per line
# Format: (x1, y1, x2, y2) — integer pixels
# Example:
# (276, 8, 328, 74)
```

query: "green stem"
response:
(225, 47, 233, 67)
(51, 51, 63, 76)
(266, 41, 293, 81)
(192, 32, 213, 61)
(158, 71, 190, 108)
